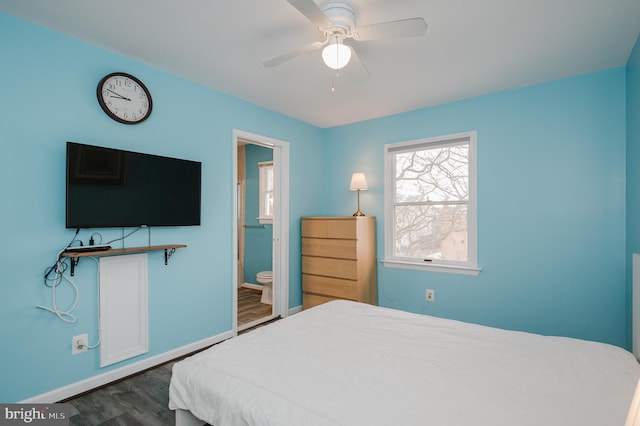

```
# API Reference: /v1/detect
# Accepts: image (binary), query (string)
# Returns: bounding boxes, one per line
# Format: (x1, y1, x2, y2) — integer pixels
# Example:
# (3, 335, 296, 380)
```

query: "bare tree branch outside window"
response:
(393, 143, 469, 261)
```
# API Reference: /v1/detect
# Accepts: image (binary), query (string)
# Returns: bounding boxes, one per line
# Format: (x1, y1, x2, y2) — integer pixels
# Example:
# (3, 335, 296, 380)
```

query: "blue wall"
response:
(323, 69, 628, 346)
(0, 10, 637, 403)
(0, 12, 324, 402)
(244, 144, 274, 283)
(628, 34, 640, 345)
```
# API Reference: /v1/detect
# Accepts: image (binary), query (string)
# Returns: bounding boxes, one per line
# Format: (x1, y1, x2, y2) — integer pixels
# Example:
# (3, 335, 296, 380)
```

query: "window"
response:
(258, 161, 274, 224)
(383, 131, 479, 275)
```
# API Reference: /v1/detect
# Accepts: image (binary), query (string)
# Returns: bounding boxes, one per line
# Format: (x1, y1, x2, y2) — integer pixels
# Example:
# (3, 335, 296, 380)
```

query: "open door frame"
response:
(232, 129, 290, 334)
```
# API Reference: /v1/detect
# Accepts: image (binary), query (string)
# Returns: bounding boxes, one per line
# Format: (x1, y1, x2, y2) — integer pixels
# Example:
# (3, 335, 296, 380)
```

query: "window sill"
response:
(258, 217, 273, 225)
(381, 259, 481, 276)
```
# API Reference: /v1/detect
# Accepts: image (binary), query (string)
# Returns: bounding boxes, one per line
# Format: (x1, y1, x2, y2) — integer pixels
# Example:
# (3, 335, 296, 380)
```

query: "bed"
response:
(169, 300, 640, 426)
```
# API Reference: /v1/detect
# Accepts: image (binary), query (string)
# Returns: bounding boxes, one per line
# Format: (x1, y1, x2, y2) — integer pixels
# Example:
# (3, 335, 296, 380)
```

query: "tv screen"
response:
(66, 142, 201, 228)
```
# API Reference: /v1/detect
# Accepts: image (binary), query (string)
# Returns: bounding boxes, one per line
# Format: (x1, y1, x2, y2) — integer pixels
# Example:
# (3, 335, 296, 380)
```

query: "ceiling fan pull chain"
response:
(335, 34, 341, 78)
(331, 33, 338, 92)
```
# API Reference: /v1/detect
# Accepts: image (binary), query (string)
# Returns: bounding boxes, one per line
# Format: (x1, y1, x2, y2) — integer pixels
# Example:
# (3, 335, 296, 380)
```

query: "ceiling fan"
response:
(263, 0, 427, 75)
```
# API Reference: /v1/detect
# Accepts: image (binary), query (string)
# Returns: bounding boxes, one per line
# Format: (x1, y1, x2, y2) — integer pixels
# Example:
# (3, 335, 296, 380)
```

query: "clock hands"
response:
(106, 89, 131, 101)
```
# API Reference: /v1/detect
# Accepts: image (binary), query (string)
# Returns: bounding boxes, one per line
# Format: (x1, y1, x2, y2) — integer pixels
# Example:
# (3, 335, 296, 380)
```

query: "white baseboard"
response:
(241, 282, 263, 291)
(24, 305, 303, 403)
(288, 305, 302, 316)
(21, 329, 234, 403)
(242, 284, 301, 315)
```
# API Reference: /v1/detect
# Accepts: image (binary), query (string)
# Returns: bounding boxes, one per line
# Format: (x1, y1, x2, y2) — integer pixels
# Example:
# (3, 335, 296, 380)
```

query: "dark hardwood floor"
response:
(64, 288, 274, 425)
(65, 361, 175, 426)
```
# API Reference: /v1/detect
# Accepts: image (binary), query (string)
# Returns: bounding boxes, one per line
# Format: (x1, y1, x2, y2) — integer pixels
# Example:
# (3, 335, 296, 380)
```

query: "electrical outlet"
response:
(72, 334, 88, 355)
(425, 289, 435, 302)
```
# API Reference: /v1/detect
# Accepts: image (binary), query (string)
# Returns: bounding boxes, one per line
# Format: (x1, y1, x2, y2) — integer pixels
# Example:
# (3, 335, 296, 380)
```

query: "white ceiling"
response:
(2, 0, 639, 128)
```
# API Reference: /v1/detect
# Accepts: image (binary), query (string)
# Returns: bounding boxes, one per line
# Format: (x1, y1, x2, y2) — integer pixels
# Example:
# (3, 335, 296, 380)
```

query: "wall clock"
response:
(97, 72, 152, 124)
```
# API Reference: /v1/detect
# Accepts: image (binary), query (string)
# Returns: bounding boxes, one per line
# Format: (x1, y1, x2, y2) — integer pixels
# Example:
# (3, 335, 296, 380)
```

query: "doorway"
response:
(233, 130, 289, 333)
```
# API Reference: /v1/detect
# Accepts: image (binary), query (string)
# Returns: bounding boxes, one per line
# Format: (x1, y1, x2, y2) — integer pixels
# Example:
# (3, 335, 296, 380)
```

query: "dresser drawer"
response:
(302, 293, 340, 310)
(301, 218, 356, 239)
(302, 256, 357, 280)
(302, 238, 357, 259)
(302, 274, 358, 300)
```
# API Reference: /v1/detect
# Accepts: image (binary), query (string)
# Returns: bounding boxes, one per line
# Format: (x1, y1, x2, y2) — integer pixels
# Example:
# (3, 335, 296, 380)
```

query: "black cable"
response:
(67, 228, 81, 248)
(89, 232, 103, 246)
(43, 228, 80, 286)
(105, 227, 142, 245)
(44, 227, 139, 287)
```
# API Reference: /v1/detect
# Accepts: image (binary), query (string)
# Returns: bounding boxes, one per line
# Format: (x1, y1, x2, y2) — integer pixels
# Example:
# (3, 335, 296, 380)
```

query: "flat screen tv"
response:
(66, 141, 201, 228)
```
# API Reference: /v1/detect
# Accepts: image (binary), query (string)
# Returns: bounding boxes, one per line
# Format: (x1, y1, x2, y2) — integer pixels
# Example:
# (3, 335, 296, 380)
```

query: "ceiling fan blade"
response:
(353, 17, 427, 41)
(262, 41, 324, 67)
(286, 0, 332, 28)
(347, 46, 370, 81)
(340, 42, 370, 80)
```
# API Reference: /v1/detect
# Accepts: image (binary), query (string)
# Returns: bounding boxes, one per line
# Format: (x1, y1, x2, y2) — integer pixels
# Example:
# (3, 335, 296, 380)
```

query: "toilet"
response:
(256, 271, 273, 305)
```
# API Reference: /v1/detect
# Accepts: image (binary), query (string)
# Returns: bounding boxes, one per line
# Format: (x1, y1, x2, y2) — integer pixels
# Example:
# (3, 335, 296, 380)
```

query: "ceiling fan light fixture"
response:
(322, 35, 352, 70)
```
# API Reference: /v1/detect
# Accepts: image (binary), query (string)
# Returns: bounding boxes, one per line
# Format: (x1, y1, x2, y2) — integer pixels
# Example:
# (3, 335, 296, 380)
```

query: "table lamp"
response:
(349, 172, 368, 216)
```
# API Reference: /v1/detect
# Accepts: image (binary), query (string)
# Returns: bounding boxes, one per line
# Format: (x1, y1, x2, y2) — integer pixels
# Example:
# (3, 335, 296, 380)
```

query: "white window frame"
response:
(382, 131, 480, 276)
(258, 161, 274, 224)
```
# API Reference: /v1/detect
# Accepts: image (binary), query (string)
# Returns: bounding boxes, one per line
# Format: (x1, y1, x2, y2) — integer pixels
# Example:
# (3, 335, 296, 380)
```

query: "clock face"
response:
(97, 72, 152, 124)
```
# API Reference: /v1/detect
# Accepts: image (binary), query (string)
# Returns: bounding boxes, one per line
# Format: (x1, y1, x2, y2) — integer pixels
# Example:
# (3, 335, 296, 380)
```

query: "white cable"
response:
(36, 255, 102, 351)
(377, 272, 396, 308)
(36, 251, 79, 323)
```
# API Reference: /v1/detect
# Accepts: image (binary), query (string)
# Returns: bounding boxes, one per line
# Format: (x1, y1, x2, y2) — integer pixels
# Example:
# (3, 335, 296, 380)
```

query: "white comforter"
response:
(169, 300, 640, 426)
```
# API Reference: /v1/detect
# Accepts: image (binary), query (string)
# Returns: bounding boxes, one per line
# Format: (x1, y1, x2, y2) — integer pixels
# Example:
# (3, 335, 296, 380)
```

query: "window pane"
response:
(394, 204, 468, 261)
(265, 192, 273, 216)
(395, 144, 468, 203)
(265, 167, 274, 192)
(258, 162, 274, 220)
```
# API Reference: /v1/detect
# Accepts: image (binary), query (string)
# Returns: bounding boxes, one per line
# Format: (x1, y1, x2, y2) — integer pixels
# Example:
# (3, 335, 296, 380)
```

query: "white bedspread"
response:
(169, 300, 640, 426)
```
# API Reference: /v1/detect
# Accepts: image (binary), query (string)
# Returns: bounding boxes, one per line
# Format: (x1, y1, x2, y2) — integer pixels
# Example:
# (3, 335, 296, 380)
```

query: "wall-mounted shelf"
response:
(62, 244, 186, 276)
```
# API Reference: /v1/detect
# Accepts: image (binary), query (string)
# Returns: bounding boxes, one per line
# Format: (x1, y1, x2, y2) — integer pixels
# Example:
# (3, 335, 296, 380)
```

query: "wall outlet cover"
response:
(72, 334, 88, 355)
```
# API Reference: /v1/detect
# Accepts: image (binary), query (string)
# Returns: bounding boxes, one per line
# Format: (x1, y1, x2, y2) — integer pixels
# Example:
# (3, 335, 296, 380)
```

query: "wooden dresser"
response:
(301, 216, 377, 309)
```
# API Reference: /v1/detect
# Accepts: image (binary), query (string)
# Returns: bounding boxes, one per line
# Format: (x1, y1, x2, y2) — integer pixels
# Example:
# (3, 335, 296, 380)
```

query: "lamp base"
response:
(352, 188, 365, 216)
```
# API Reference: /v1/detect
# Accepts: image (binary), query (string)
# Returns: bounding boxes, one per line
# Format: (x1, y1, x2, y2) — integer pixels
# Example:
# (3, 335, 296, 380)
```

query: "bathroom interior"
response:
(237, 142, 275, 329)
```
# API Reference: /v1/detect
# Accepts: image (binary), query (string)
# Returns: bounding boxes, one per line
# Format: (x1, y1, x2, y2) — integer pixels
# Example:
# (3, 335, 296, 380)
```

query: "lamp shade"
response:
(322, 36, 352, 70)
(349, 173, 368, 191)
